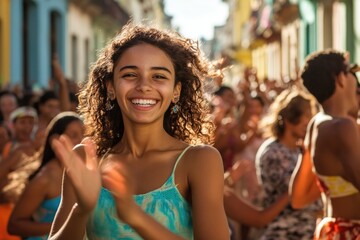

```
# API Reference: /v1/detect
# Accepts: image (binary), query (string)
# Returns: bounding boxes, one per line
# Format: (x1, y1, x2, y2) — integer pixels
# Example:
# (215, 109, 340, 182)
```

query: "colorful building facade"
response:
(4, 0, 136, 90)
(10, 0, 67, 90)
(216, 0, 359, 86)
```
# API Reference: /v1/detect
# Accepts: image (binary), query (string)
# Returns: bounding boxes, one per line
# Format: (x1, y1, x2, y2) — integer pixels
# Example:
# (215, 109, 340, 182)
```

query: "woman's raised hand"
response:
(51, 135, 101, 213)
(101, 161, 139, 224)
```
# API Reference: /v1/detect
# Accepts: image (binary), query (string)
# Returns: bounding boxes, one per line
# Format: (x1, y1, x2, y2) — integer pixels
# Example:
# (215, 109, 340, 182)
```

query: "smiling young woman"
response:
(48, 22, 230, 240)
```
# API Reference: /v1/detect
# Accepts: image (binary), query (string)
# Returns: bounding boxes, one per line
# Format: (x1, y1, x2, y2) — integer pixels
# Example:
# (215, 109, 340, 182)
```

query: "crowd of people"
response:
(0, 22, 359, 240)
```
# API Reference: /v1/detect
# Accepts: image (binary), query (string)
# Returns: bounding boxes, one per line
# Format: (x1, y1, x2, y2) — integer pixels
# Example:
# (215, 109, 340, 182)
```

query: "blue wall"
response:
(10, 0, 23, 87)
(11, 0, 67, 89)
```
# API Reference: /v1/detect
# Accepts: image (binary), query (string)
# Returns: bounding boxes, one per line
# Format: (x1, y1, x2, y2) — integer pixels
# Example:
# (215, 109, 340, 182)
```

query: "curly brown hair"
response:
(78, 23, 218, 156)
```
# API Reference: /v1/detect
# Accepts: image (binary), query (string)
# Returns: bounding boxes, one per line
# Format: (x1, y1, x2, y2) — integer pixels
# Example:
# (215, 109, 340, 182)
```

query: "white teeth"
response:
(131, 99, 156, 106)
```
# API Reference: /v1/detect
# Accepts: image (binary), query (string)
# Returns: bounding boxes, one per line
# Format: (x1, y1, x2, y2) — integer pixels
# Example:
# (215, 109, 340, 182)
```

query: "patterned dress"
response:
(255, 138, 322, 240)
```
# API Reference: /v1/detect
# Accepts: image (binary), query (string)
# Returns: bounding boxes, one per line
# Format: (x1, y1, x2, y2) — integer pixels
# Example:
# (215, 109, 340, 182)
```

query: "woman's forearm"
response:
(7, 220, 51, 237)
(49, 204, 88, 240)
(224, 189, 288, 228)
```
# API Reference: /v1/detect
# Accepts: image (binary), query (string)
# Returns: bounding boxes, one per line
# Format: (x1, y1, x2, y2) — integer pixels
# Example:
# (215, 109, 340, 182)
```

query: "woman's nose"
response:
(136, 77, 152, 92)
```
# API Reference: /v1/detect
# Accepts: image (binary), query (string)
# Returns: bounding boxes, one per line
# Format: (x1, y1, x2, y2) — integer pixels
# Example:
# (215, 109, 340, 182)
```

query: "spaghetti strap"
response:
(99, 148, 112, 167)
(172, 145, 192, 174)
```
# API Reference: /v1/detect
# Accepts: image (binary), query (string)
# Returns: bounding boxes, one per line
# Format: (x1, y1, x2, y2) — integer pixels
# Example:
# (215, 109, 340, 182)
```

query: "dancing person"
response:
(48, 23, 230, 240)
(255, 88, 322, 239)
(290, 49, 360, 239)
(7, 112, 83, 239)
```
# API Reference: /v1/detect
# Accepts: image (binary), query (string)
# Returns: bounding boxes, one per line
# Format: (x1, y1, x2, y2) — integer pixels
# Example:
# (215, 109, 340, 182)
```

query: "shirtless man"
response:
(289, 49, 360, 239)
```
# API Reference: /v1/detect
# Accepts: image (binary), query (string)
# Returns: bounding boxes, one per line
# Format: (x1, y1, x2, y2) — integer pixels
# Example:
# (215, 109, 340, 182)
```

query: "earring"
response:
(105, 95, 114, 111)
(171, 104, 179, 114)
(171, 97, 180, 114)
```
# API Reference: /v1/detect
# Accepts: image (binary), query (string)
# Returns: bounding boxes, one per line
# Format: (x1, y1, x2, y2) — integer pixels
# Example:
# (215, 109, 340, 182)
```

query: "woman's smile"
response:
(130, 98, 158, 110)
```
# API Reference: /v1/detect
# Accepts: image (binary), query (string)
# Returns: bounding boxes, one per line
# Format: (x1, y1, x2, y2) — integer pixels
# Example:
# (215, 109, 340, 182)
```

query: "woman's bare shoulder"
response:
(183, 144, 223, 169)
(188, 144, 220, 155)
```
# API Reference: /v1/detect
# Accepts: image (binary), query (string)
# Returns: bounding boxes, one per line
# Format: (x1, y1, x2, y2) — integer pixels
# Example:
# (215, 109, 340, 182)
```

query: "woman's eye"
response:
(153, 74, 167, 80)
(122, 73, 137, 78)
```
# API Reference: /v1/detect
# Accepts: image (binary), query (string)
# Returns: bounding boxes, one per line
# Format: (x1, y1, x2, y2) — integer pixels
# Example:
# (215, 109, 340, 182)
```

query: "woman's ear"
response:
(172, 82, 182, 103)
(106, 82, 115, 100)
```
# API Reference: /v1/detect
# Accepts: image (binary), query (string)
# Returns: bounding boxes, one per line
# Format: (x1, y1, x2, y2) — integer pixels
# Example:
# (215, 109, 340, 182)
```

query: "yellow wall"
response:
(232, 0, 252, 65)
(233, 0, 251, 46)
(0, 0, 10, 86)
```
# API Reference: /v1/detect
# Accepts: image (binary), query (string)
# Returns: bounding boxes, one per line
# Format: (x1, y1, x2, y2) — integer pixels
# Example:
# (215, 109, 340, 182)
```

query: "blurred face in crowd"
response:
(39, 99, 61, 120)
(247, 98, 264, 117)
(63, 119, 84, 145)
(220, 89, 237, 110)
(13, 116, 36, 142)
(0, 94, 18, 119)
(287, 104, 312, 140)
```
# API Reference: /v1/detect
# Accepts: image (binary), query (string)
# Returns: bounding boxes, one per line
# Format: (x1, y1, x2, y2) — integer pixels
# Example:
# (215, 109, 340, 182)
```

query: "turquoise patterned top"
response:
(86, 146, 193, 240)
(26, 195, 61, 240)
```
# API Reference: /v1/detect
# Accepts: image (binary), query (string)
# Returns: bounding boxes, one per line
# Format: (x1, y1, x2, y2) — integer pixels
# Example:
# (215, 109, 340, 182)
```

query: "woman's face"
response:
(288, 105, 313, 140)
(63, 120, 84, 146)
(247, 98, 264, 117)
(0, 94, 17, 118)
(39, 99, 61, 120)
(221, 89, 237, 109)
(109, 43, 180, 125)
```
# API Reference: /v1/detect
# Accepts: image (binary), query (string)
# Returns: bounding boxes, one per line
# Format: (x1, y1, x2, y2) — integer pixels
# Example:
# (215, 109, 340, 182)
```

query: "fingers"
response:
(51, 135, 80, 172)
(52, 135, 100, 172)
(102, 167, 127, 197)
(51, 137, 68, 165)
(60, 135, 75, 151)
(82, 138, 98, 170)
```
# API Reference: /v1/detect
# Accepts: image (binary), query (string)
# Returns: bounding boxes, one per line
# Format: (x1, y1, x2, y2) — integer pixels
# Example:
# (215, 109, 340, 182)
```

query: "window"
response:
(71, 35, 78, 81)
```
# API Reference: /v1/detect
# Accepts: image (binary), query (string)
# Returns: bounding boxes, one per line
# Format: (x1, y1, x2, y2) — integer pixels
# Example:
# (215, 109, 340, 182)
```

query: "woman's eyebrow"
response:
(119, 65, 137, 72)
(151, 66, 172, 74)
(119, 65, 172, 74)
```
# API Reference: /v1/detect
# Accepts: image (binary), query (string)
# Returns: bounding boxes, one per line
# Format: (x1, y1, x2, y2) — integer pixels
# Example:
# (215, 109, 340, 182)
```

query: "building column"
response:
(344, 0, 355, 62)
(322, 0, 333, 49)
(10, 0, 23, 87)
(0, 0, 11, 86)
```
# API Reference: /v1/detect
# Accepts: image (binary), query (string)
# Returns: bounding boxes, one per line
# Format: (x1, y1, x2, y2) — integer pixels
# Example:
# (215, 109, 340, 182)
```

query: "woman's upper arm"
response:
(188, 145, 230, 240)
(8, 176, 48, 232)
